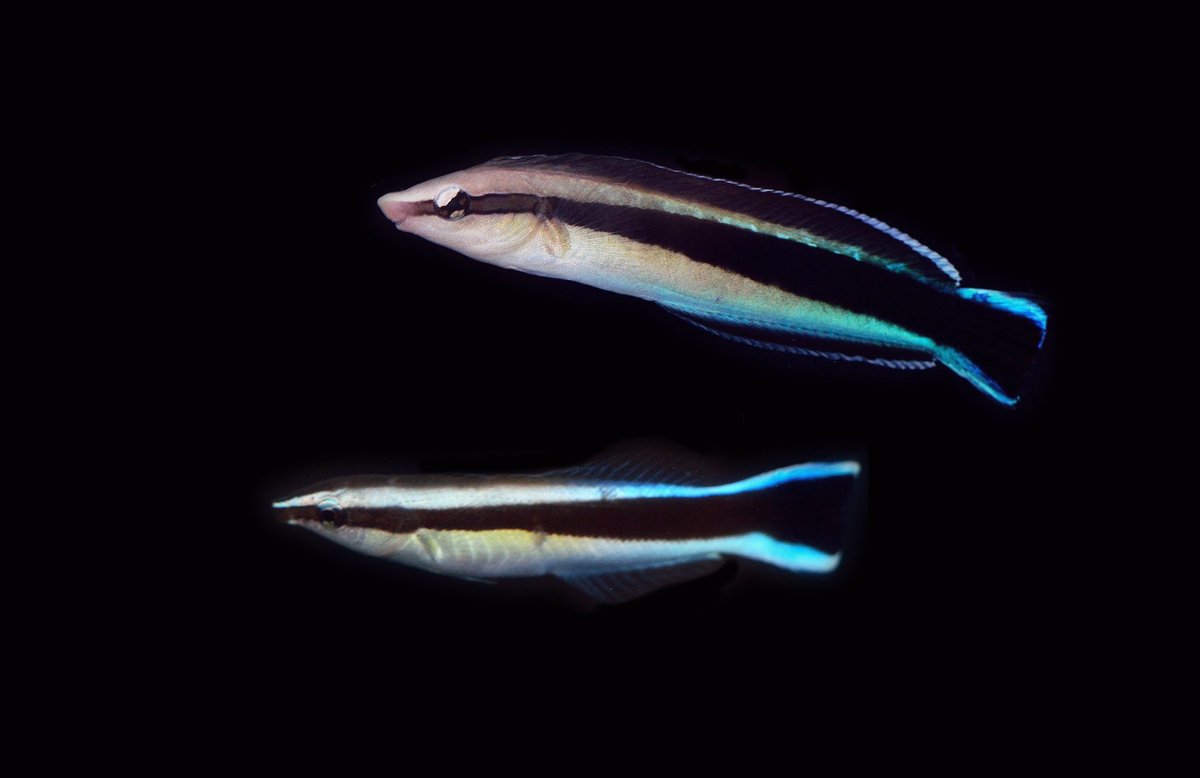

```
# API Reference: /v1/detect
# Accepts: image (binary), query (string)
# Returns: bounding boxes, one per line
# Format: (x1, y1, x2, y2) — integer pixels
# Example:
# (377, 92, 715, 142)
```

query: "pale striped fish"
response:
(378, 154, 1047, 405)
(272, 446, 859, 604)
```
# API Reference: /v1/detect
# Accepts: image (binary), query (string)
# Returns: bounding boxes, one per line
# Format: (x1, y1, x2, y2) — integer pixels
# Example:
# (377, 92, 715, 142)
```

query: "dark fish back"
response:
(484, 153, 961, 290)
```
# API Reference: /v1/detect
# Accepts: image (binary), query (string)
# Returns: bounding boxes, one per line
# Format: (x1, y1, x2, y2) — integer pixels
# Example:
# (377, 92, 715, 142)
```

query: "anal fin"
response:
(560, 555, 727, 604)
(661, 304, 935, 370)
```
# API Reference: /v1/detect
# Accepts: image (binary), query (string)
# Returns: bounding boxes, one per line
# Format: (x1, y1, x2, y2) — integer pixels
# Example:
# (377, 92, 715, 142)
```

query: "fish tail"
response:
(936, 288, 1048, 406)
(719, 460, 861, 568)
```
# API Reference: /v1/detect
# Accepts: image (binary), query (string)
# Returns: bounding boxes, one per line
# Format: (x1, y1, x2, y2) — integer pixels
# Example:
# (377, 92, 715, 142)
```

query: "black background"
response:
(210, 47, 1088, 714)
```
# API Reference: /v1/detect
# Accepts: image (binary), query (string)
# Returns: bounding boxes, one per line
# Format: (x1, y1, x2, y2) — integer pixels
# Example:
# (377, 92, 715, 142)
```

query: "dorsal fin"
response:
(482, 153, 962, 289)
(537, 439, 722, 486)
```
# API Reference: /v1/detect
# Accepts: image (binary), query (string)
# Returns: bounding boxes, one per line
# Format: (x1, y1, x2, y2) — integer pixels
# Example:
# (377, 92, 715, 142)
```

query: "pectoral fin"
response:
(541, 218, 570, 258)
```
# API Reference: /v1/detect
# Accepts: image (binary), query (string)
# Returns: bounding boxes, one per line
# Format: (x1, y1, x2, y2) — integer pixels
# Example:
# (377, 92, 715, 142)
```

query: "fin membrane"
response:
(560, 556, 727, 604)
(539, 439, 723, 486)
(937, 288, 1048, 405)
(662, 304, 936, 370)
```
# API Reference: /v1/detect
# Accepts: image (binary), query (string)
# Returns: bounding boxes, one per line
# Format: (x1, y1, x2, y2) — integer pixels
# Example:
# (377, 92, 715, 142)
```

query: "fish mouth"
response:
(377, 193, 425, 227)
(270, 500, 295, 523)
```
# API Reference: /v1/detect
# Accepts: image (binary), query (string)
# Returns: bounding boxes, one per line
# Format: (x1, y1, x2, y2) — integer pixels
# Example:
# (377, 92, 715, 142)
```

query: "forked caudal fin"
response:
(937, 288, 1047, 406)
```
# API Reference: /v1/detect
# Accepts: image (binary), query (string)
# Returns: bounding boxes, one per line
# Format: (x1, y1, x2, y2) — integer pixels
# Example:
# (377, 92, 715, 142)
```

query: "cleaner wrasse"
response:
(378, 154, 1046, 405)
(273, 446, 860, 604)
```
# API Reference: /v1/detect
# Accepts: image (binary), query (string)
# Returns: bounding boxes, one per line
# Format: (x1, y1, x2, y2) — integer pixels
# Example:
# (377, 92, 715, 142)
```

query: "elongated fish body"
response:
(378, 154, 1047, 405)
(272, 449, 859, 603)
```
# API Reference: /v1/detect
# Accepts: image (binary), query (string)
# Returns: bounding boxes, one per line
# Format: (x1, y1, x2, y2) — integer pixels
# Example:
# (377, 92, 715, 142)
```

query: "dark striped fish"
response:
(378, 154, 1047, 405)
(272, 445, 859, 604)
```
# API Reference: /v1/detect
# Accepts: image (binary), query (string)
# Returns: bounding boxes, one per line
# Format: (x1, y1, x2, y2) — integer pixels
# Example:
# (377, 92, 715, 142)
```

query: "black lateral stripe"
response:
(469, 193, 543, 215)
(483, 154, 957, 289)
(396, 194, 541, 219)
(280, 475, 854, 552)
(550, 197, 964, 341)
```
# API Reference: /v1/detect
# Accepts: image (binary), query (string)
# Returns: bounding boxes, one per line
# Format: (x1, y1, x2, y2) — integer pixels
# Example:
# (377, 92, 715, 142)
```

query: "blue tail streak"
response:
(603, 461, 860, 500)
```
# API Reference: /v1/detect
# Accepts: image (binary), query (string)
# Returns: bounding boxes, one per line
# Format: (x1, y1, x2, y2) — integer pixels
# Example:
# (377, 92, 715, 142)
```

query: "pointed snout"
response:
(377, 193, 423, 226)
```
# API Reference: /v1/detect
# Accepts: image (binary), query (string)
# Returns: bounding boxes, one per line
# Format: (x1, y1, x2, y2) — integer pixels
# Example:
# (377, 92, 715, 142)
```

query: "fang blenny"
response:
(379, 154, 1046, 405)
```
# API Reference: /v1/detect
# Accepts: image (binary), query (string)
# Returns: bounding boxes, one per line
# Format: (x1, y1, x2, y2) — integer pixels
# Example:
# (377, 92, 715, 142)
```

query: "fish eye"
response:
(434, 186, 471, 220)
(317, 498, 346, 527)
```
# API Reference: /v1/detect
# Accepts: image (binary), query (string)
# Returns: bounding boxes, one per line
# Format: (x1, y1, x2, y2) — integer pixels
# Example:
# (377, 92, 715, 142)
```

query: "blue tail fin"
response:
(937, 288, 1047, 405)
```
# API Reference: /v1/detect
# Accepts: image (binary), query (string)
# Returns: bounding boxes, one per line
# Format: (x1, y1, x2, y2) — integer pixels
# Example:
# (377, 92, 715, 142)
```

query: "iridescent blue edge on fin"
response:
(957, 288, 1048, 346)
(935, 349, 1020, 406)
(661, 303, 937, 370)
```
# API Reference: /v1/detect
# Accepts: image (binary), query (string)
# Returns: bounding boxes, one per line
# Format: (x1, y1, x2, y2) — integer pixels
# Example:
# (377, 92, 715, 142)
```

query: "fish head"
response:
(272, 480, 427, 567)
(378, 162, 569, 276)
(271, 484, 361, 546)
